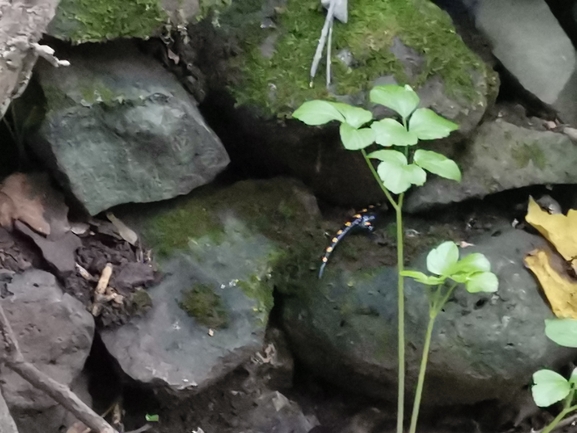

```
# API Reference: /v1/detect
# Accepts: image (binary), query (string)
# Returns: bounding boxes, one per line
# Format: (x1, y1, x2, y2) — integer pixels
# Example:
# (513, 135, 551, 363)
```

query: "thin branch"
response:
(0, 302, 117, 433)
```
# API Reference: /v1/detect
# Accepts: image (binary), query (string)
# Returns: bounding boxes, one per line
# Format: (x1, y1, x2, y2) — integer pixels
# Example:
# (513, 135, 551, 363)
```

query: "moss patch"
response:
(49, 0, 167, 43)
(511, 143, 547, 170)
(178, 283, 228, 329)
(237, 273, 274, 318)
(222, 0, 491, 117)
(141, 179, 325, 295)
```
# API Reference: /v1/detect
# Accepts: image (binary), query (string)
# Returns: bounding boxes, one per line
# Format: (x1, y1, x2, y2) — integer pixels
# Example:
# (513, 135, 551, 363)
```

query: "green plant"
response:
(531, 318, 577, 433)
(292, 84, 471, 432)
(401, 241, 497, 432)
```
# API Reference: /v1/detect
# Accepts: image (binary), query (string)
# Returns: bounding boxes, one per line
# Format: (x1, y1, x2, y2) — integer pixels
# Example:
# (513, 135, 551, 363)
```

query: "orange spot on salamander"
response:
(345, 222, 352, 227)
(332, 237, 338, 243)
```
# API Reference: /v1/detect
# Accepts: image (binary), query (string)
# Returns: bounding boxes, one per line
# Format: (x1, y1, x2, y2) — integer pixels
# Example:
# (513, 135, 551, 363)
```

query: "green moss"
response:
(224, 0, 492, 117)
(49, 0, 167, 44)
(42, 85, 76, 111)
(178, 283, 228, 329)
(142, 198, 225, 257)
(511, 143, 547, 170)
(197, 0, 233, 22)
(79, 81, 121, 106)
(142, 179, 324, 256)
(237, 274, 274, 318)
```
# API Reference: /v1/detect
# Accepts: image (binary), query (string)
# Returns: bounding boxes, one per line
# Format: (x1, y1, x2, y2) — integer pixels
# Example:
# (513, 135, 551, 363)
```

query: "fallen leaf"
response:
(526, 196, 577, 270)
(525, 248, 577, 318)
(0, 173, 71, 238)
(106, 212, 138, 245)
(0, 173, 50, 235)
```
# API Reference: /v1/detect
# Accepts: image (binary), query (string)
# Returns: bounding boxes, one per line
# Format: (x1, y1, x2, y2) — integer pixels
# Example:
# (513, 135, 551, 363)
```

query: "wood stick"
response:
(0, 302, 117, 433)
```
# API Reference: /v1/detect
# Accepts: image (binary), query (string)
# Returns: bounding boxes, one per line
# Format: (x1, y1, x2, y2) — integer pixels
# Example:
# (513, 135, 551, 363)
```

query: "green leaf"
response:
(427, 241, 459, 276)
(370, 84, 420, 119)
(339, 124, 376, 150)
(401, 270, 445, 286)
(370, 118, 418, 147)
(545, 318, 577, 348)
(145, 414, 160, 422)
(293, 100, 345, 125)
(405, 164, 427, 187)
(373, 151, 427, 194)
(413, 150, 462, 181)
(570, 367, 577, 386)
(465, 272, 498, 293)
(336, 104, 373, 129)
(368, 149, 407, 163)
(453, 253, 491, 274)
(409, 108, 459, 140)
(532, 369, 571, 407)
(449, 273, 469, 284)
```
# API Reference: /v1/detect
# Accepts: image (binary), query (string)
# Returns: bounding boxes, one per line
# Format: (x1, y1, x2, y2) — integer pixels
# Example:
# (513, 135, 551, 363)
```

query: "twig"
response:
(326, 15, 333, 89)
(309, 0, 336, 87)
(92, 263, 113, 316)
(0, 303, 117, 433)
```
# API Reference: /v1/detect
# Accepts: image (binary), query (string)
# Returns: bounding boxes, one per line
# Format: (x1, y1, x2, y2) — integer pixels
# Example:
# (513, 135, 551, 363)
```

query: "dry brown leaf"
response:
(0, 173, 51, 235)
(526, 196, 577, 270)
(524, 248, 577, 318)
(106, 212, 138, 246)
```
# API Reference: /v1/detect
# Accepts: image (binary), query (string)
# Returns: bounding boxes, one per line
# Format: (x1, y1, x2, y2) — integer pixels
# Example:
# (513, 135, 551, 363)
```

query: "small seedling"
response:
(402, 241, 498, 432)
(530, 318, 577, 433)
(293, 84, 462, 432)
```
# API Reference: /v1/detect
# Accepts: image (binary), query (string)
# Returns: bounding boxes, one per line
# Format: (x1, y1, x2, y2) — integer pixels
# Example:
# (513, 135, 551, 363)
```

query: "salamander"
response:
(318, 205, 379, 278)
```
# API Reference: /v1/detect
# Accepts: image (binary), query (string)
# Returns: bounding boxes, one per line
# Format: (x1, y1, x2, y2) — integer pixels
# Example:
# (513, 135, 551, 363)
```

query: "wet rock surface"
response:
(0, 270, 94, 433)
(100, 178, 322, 392)
(281, 227, 576, 406)
(30, 40, 230, 215)
(405, 120, 577, 213)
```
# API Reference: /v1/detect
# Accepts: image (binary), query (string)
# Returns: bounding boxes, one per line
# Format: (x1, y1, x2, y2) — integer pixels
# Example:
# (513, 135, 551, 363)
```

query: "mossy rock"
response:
(47, 0, 203, 43)
(195, 0, 497, 207)
(217, 0, 497, 125)
(99, 178, 326, 391)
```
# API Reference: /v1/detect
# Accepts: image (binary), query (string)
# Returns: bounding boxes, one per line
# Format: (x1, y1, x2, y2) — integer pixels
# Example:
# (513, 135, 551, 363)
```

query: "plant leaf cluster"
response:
(293, 84, 461, 194)
(401, 241, 498, 293)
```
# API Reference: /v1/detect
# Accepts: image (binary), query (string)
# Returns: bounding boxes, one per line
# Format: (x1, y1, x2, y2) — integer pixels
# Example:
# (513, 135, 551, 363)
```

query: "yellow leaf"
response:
(526, 196, 577, 262)
(524, 248, 577, 318)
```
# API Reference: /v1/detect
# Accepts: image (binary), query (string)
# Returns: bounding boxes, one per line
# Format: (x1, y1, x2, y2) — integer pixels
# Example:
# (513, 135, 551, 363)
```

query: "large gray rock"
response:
(0, 270, 94, 433)
(196, 0, 497, 208)
(281, 227, 576, 406)
(101, 178, 323, 392)
(30, 40, 229, 215)
(473, 0, 577, 124)
(0, 392, 18, 433)
(405, 120, 577, 213)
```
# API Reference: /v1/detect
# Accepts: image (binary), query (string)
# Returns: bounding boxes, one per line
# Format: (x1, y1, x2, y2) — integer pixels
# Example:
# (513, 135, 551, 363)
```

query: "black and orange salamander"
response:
(318, 205, 380, 278)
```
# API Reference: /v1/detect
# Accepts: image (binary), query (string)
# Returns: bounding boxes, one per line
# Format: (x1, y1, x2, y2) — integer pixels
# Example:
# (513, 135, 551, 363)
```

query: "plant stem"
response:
(409, 313, 435, 433)
(360, 149, 398, 211)
(395, 193, 406, 433)
(360, 148, 406, 433)
(541, 407, 575, 433)
(408, 283, 457, 433)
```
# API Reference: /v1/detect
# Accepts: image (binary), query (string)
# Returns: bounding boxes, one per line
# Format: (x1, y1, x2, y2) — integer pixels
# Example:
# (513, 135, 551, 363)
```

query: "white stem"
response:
(309, 0, 336, 87)
(326, 15, 333, 89)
